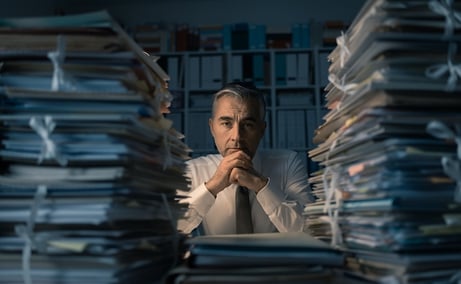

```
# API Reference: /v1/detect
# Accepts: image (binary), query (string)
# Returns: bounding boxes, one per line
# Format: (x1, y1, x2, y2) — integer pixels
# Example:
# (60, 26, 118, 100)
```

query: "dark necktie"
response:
(235, 186, 253, 234)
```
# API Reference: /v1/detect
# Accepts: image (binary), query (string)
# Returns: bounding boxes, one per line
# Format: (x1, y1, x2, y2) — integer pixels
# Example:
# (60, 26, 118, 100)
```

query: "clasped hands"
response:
(205, 150, 268, 197)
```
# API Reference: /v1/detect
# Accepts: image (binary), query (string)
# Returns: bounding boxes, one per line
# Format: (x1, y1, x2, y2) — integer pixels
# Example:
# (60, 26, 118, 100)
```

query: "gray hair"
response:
(211, 82, 266, 120)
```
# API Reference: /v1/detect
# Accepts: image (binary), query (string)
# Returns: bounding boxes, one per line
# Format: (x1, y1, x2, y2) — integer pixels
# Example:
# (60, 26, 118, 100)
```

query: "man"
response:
(177, 82, 313, 235)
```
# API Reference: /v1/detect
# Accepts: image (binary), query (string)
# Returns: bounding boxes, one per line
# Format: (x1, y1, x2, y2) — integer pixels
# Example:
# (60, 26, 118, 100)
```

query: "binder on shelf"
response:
(266, 32, 291, 49)
(222, 24, 232, 51)
(200, 55, 223, 89)
(275, 53, 287, 85)
(252, 54, 265, 86)
(277, 92, 313, 106)
(167, 56, 180, 89)
(292, 22, 311, 48)
(318, 52, 330, 87)
(300, 23, 311, 48)
(285, 53, 298, 86)
(198, 24, 224, 51)
(210, 55, 223, 89)
(286, 110, 297, 148)
(297, 52, 310, 85)
(133, 23, 170, 53)
(294, 110, 307, 148)
(292, 23, 302, 49)
(188, 56, 200, 89)
(242, 54, 253, 83)
(231, 55, 243, 82)
(231, 22, 249, 50)
(249, 24, 266, 50)
(306, 109, 318, 148)
(200, 56, 212, 89)
(277, 110, 288, 148)
(175, 23, 200, 51)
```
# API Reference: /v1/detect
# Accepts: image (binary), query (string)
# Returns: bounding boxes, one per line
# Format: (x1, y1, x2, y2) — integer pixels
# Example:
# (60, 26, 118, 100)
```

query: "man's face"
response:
(209, 95, 266, 158)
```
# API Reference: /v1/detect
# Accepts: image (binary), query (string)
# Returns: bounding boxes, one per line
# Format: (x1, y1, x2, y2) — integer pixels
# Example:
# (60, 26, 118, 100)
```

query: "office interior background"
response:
(1, 0, 367, 174)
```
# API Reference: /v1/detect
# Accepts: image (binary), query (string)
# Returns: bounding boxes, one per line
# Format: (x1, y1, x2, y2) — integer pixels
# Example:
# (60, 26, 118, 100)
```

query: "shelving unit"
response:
(159, 46, 332, 174)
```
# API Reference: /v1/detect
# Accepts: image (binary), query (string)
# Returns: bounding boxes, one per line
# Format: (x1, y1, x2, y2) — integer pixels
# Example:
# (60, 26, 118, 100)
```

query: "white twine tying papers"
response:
(15, 185, 48, 284)
(328, 73, 359, 97)
(322, 165, 344, 247)
(429, 0, 461, 38)
(426, 120, 461, 203)
(47, 35, 76, 91)
(425, 43, 461, 91)
(29, 116, 67, 166)
(336, 31, 351, 69)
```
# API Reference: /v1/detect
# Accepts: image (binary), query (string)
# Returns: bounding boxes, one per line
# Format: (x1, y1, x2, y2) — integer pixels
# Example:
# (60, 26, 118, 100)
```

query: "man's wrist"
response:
(255, 177, 269, 193)
(204, 181, 219, 197)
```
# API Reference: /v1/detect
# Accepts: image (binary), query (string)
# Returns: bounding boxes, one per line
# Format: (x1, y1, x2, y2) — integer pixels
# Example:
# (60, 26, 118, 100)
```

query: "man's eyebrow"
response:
(241, 117, 257, 122)
(217, 116, 258, 122)
(217, 116, 233, 121)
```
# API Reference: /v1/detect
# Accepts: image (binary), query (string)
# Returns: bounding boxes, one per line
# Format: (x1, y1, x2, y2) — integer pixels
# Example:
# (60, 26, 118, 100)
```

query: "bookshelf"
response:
(159, 46, 332, 174)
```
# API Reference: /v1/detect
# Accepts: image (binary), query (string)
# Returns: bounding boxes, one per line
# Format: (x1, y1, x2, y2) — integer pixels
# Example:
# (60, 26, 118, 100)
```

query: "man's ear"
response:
(209, 117, 215, 137)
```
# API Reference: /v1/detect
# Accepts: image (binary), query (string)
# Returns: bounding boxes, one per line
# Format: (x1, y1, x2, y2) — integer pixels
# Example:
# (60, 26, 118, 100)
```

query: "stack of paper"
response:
(166, 232, 349, 283)
(306, 0, 461, 283)
(0, 11, 190, 284)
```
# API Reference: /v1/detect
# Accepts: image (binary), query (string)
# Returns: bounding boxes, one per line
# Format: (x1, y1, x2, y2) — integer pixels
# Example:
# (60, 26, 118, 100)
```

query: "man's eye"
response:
(243, 122, 255, 128)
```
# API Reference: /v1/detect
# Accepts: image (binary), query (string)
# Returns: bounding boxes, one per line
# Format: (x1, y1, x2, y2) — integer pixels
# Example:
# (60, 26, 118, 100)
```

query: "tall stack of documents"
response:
(0, 11, 190, 283)
(306, 0, 461, 283)
(165, 232, 348, 284)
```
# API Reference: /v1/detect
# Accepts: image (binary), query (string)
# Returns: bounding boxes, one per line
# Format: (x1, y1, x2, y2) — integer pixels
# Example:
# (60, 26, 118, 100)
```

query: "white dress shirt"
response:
(177, 149, 313, 235)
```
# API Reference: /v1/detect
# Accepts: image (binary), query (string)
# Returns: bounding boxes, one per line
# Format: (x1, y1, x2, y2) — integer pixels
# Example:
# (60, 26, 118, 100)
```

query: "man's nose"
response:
(230, 123, 242, 141)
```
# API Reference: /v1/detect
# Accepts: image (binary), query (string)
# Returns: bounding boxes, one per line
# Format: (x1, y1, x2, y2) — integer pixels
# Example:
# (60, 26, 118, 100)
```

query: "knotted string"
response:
(426, 120, 461, 203)
(322, 165, 343, 247)
(15, 185, 48, 284)
(47, 35, 76, 91)
(328, 73, 360, 97)
(336, 31, 351, 69)
(428, 0, 461, 38)
(425, 43, 461, 91)
(29, 116, 67, 166)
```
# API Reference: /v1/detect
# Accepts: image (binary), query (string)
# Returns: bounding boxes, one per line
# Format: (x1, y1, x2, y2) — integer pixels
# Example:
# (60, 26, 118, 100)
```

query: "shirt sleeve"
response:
(176, 182, 215, 234)
(255, 151, 313, 233)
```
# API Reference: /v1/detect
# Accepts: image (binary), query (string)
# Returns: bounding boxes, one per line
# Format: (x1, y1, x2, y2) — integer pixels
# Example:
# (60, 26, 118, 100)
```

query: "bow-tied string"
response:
(426, 120, 461, 203)
(429, 0, 461, 38)
(47, 35, 77, 91)
(322, 165, 344, 247)
(322, 136, 344, 247)
(328, 73, 360, 114)
(336, 31, 351, 69)
(426, 43, 461, 91)
(29, 116, 67, 166)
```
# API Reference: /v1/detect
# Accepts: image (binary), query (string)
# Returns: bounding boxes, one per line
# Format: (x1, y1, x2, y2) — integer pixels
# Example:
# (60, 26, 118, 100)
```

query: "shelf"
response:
(161, 47, 333, 174)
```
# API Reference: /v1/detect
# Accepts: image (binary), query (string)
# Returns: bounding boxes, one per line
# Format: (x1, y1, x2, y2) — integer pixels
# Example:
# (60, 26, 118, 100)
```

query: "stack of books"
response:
(166, 232, 347, 284)
(306, 0, 461, 283)
(0, 10, 190, 284)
